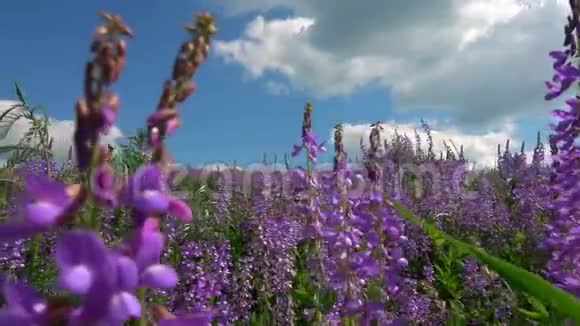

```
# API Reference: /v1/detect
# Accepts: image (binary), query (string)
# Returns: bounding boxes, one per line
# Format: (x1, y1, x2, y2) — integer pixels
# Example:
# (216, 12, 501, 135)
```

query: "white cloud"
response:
(339, 120, 523, 168)
(0, 100, 123, 164)
(213, 0, 569, 126)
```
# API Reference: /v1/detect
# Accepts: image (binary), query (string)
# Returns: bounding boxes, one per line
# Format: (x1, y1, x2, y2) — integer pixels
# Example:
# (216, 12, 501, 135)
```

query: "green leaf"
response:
(522, 292, 549, 320)
(292, 288, 314, 305)
(0, 105, 28, 140)
(318, 288, 336, 313)
(0, 145, 19, 154)
(387, 198, 580, 323)
(433, 236, 446, 247)
(517, 308, 547, 321)
(14, 81, 27, 105)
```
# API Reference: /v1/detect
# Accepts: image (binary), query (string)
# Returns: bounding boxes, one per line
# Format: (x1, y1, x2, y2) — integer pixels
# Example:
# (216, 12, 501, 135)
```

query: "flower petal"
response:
(134, 165, 164, 191)
(168, 199, 192, 222)
(23, 175, 68, 203)
(91, 164, 118, 207)
(24, 202, 63, 226)
(141, 264, 178, 289)
(57, 265, 93, 294)
(0, 311, 33, 326)
(114, 255, 139, 290)
(134, 190, 170, 214)
(133, 229, 164, 270)
(109, 291, 141, 322)
(2, 280, 44, 315)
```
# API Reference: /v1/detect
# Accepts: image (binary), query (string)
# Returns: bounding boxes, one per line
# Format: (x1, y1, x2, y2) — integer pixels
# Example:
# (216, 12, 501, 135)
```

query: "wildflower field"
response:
(0, 5, 578, 326)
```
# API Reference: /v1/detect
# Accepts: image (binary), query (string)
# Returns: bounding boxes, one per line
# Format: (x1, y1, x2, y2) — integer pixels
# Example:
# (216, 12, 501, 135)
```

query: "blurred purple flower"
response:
(121, 165, 192, 222)
(0, 176, 85, 241)
(125, 218, 178, 289)
(0, 279, 47, 325)
(91, 163, 119, 207)
(54, 230, 112, 295)
(61, 231, 143, 324)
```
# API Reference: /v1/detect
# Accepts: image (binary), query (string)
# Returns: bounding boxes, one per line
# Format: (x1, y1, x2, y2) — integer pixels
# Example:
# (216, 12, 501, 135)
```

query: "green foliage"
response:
(389, 198, 580, 323)
(113, 128, 149, 174)
(0, 82, 53, 168)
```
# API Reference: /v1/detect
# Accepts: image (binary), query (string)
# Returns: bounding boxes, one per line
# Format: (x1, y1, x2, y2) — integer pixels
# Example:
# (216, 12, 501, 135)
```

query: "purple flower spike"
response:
(292, 131, 326, 162)
(54, 230, 111, 295)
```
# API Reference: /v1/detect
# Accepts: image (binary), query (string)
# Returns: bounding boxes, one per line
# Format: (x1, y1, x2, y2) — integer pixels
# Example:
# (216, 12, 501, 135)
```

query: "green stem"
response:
(137, 287, 147, 326)
(27, 234, 41, 287)
(81, 141, 103, 229)
(90, 202, 101, 231)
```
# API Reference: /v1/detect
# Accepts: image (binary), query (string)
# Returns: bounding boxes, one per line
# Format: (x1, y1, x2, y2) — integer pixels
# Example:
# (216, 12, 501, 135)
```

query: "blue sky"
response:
(0, 0, 567, 168)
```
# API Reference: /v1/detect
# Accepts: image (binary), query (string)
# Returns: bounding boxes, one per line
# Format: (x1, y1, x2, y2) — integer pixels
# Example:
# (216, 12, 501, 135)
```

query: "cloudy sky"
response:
(0, 0, 569, 168)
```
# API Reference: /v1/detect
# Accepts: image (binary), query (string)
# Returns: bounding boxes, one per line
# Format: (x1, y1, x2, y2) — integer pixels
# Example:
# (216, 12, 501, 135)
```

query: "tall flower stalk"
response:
(0, 10, 215, 326)
(291, 101, 327, 324)
(543, 0, 580, 299)
(324, 123, 364, 324)
(136, 12, 216, 324)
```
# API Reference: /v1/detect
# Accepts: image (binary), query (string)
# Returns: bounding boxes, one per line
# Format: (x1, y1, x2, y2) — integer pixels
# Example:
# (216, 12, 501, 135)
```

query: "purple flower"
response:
(0, 176, 85, 241)
(0, 279, 47, 325)
(543, 12, 580, 297)
(125, 218, 178, 289)
(549, 50, 569, 69)
(121, 165, 192, 222)
(147, 110, 180, 140)
(292, 131, 327, 162)
(59, 231, 143, 324)
(105, 253, 142, 323)
(20, 176, 76, 227)
(91, 163, 119, 207)
(54, 230, 112, 295)
(545, 63, 580, 100)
